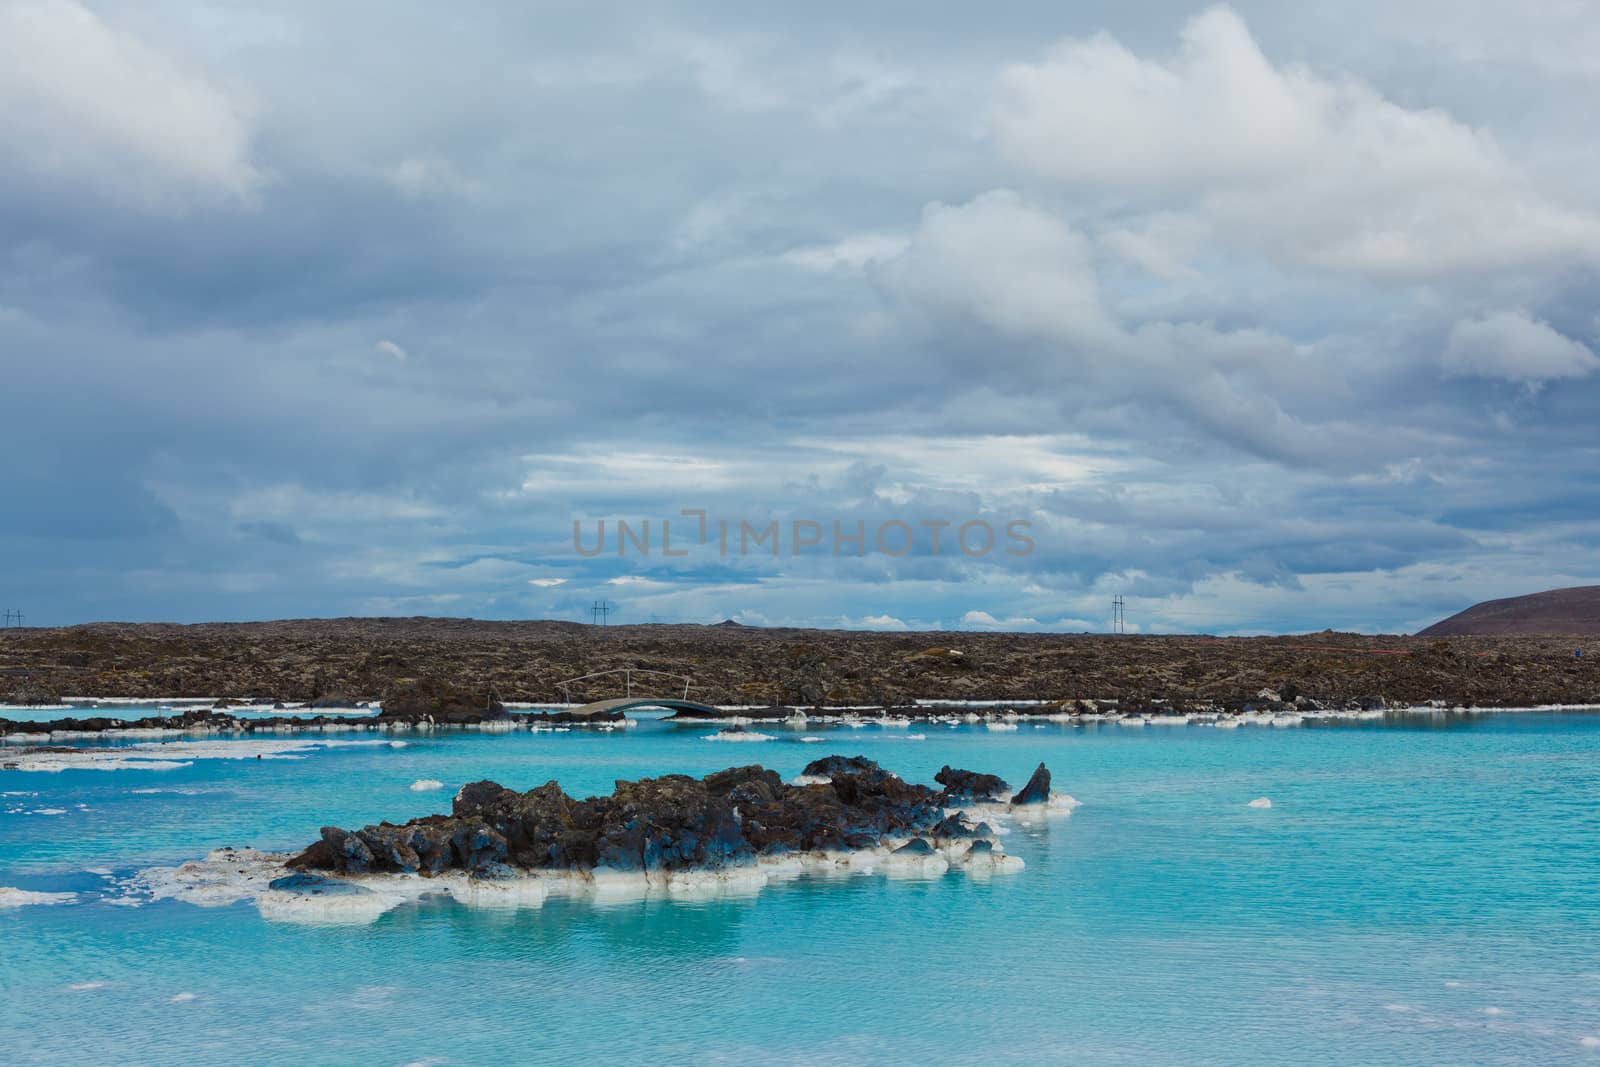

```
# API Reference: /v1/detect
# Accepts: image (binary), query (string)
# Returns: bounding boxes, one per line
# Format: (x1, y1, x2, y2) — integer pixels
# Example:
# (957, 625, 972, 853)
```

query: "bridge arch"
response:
(567, 696, 720, 719)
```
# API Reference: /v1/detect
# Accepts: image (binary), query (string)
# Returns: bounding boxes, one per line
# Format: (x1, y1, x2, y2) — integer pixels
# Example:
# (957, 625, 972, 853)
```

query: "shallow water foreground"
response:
(3, 710, 1600, 1065)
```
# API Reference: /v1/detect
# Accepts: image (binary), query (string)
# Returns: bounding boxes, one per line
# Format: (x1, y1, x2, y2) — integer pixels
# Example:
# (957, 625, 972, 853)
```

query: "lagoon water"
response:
(3, 709, 1600, 1065)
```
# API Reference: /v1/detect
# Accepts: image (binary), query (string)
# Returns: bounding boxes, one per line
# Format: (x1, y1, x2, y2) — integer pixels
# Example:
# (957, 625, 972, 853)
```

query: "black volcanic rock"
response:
(1011, 763, 1051, 805)
(6, 684, 61, 706)
(665, 705, 790, 721)
(379, 677, 504, 721)
(801, 754, 881, 779)
(892, 837, 935, 855)
(929, 812, 980, 839)
(308, 693, 364, 709)
(540, 708, 628, 724)
(453, 780, 515, 817)
(934, 765, 1010, 803)
(287, 758, 1011, 878)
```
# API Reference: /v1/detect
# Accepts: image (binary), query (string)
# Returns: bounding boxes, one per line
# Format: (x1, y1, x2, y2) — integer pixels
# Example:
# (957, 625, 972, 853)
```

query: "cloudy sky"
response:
(2, 0, 1598, 633)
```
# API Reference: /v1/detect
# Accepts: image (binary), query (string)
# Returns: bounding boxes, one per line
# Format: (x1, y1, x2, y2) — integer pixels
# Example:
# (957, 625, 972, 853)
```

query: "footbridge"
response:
(556, 668, 718, 719)
(568, 696, 720, 718)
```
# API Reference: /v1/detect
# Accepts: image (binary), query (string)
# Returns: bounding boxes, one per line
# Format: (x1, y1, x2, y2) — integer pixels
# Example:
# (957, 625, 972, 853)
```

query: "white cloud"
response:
(992, 6, 1600, 281)
(0, 0, 260, 206)
(386, 156, 476, 199)
(602, 576, 695, 597)
(879, 190, 1375, 469)
(880, 189, 1116, 345)
(652, 30, 783, 112)
(374, 340, 408, 361)
(782, 234, 910, 273)
(794, 431, 1122, 492)
(527, 577, 566, 587)
(1097, 214, 1210, 280)
(1442, 310, 1600, 388)
(516, 449, 746, 496)
(961, 610, 1028, 629)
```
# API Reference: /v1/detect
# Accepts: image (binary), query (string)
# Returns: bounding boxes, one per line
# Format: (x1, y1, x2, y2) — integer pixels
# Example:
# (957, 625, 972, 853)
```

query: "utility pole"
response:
(590, 600, 612, 627)
(1113, 595, 1125, 635)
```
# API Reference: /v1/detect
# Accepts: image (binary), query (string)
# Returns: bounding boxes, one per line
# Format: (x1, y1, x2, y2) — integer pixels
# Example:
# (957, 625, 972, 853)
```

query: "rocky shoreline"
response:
(5, 691, 1590, 748)
(3, 618, 1597, 710)
(0, 687, 630, 744)
(134, 757, 1057, 923)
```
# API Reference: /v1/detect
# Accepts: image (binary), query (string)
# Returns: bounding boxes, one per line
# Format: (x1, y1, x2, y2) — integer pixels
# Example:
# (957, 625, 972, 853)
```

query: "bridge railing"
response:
(555, 668, 692, 703)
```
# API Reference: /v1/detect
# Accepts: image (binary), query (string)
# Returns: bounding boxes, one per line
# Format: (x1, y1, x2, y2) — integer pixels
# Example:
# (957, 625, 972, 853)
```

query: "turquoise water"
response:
(4, 711, 1600, 1065)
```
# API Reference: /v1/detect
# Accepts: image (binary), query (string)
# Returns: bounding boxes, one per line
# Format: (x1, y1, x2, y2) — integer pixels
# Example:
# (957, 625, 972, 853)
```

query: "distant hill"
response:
(1419, 586, 1600, 637)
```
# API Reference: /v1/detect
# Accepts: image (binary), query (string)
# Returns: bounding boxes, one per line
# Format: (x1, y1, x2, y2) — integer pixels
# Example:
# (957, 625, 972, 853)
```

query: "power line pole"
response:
(590, 600, 612, 627)
(1113, 595, 1125, 635)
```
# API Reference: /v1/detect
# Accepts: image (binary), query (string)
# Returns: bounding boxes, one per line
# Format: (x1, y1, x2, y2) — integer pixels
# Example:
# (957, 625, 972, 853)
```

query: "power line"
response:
(590, 600, 612, 627)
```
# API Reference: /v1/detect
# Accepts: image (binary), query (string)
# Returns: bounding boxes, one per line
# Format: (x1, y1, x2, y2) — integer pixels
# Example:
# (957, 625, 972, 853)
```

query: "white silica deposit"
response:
(129, 833, 1027, 926)
(2, 738, 401, 772)
(703, 729, 775, 742)
(0, 887, 78, 908)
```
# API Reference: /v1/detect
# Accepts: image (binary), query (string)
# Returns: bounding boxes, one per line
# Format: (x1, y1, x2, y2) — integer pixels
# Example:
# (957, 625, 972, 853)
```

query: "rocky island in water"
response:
(135, 756, 1069, 923)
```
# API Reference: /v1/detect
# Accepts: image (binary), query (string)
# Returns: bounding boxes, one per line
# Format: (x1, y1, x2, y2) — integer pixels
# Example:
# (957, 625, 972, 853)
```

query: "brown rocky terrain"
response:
(1, 617, 1597, 709)
(1418, 586, 1600, 637)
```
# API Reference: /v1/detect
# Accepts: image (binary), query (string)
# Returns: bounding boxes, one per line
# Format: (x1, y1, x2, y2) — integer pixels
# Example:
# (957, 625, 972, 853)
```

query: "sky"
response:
(1, 0, 1598, 634)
